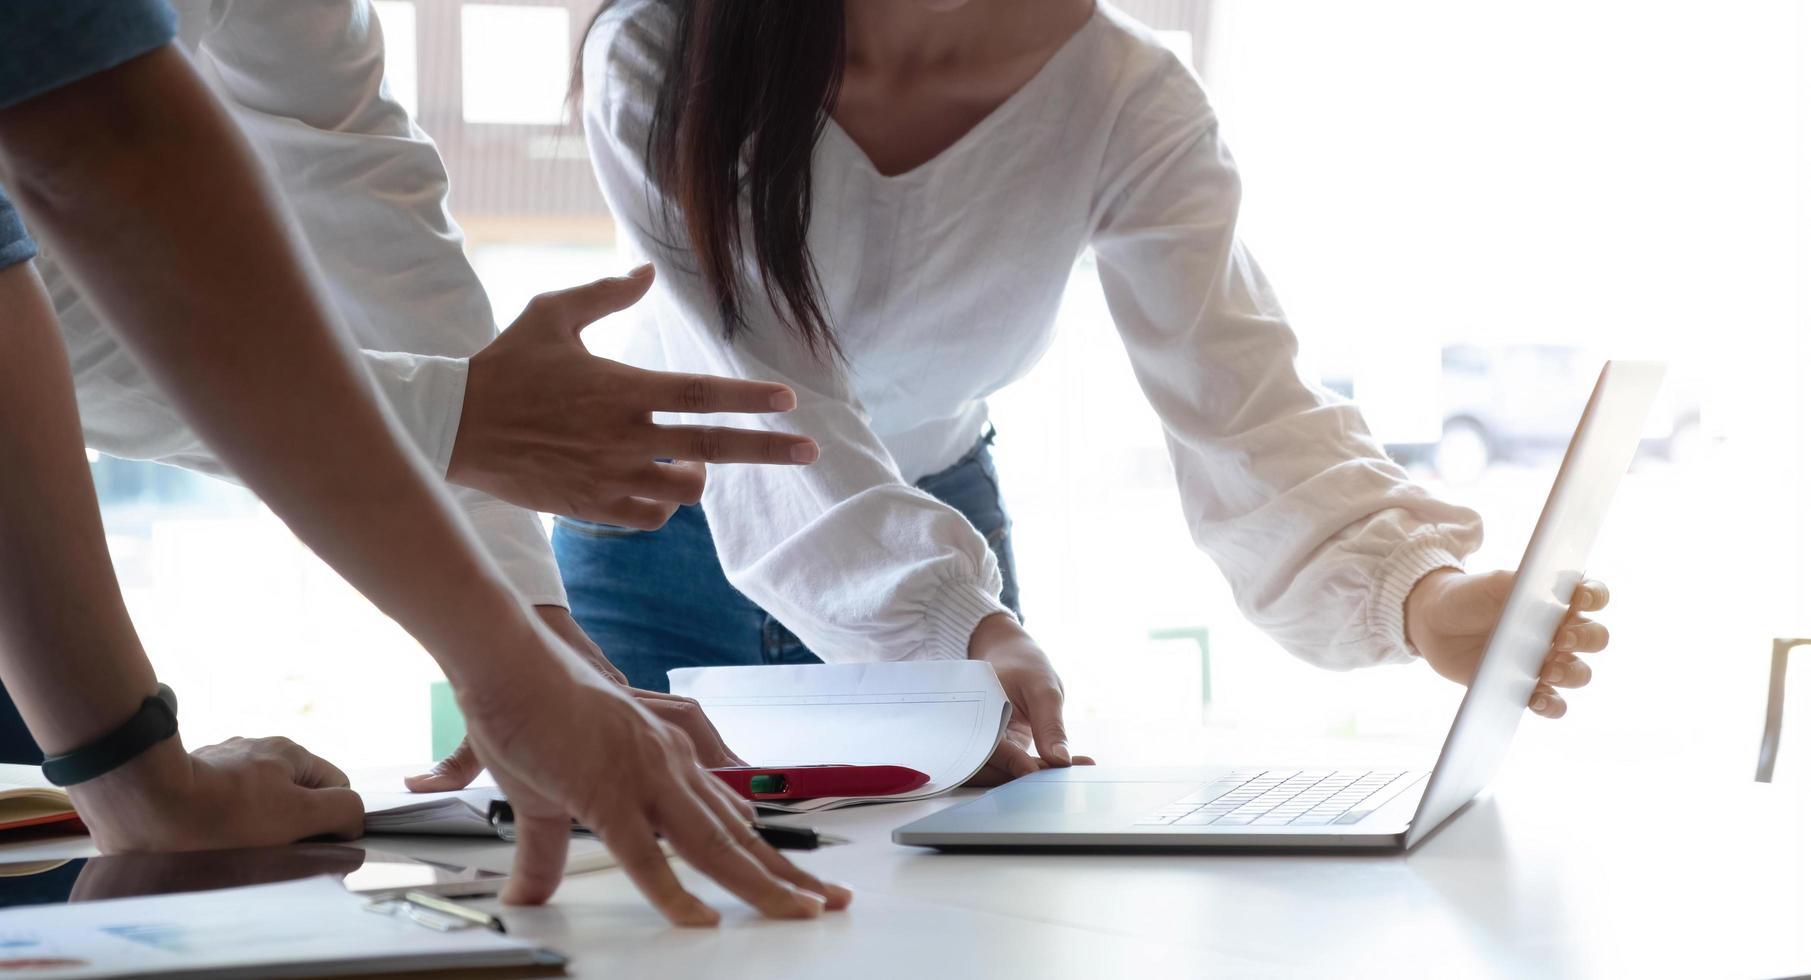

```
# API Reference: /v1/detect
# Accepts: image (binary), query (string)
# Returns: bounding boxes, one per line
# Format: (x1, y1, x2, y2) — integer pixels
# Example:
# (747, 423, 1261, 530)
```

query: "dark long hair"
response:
(585, 1, 846, 358)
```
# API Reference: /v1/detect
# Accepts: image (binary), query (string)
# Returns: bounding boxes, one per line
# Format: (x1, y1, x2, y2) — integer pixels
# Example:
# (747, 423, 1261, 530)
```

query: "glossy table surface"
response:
(382, 744, 1811, 980)
(4, 743, 1805, 979)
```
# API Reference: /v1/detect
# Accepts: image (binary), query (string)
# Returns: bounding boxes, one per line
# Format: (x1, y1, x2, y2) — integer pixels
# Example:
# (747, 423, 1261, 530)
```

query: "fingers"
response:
(587, 654, 630, 687)
(690, 774, 852, 912)
(983, 737, 1044, 783)
(593, 807, 719, 926)
(575, 496, 682, 531)
(279, 786, 365, 843)
(637, 368, 803, 416)
(1020, 683, 1072, 766)
(1554, 619, 1609, 654)
(1540, 651, 1593, 689)
(1569, 579, 1611, 614)
(532, 605, 628, 686)
(649, 425, 819, 466)
(651, 779, 824, 922)
(518, 264, 655, 338)
(639, 697, 748, 768)
(702, 769, 759, 824)
(1528, 683, 1568, 719)
(262, 737, 352, 790)
(634, 461, 708, 504)
(299, 753, 352, 790)
(404, 738, 484, 793)
(501, 812, 575, 907)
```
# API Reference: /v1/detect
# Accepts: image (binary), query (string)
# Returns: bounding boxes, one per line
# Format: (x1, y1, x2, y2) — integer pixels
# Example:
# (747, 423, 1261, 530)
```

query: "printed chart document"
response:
(0, 874, 559, 978)
(669, 661, 1012, 811)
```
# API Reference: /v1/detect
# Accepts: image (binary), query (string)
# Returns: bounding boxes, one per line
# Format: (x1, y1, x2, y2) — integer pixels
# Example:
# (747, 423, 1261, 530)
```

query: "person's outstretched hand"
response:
(406, 607, 747, 793)
(1406, 569, 1611, 718)
(454, 619, 851, 925)
(448, 264, 819, 530)
(965, 613, 1095, 786)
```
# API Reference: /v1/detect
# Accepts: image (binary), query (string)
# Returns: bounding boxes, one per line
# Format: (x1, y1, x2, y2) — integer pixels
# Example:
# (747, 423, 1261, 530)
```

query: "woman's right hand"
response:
(966, 613, 1094, 785)
(454, 620, 851, 926)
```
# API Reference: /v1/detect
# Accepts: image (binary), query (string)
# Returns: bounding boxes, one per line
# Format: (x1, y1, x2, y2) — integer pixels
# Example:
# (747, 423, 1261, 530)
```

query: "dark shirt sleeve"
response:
(0, 0, 179, 111)
(0, 0, 180, 269)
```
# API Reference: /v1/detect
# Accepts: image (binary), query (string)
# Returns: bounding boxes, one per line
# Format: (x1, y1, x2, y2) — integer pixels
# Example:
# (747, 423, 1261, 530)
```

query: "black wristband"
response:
(41, 684, 179, 788)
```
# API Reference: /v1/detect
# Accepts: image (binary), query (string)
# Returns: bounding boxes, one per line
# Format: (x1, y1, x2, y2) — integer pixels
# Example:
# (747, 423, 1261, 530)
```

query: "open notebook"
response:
(0, 764, 81, 835)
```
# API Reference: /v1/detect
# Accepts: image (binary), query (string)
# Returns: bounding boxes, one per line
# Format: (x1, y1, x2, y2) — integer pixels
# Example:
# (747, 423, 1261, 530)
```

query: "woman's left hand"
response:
(966, 614, 1096, 785)
(1405, 569, 1610, 719)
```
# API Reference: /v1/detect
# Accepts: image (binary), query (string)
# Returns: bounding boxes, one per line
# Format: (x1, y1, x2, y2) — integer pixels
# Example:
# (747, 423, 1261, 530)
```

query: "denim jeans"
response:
(554, 432, 1020, 692)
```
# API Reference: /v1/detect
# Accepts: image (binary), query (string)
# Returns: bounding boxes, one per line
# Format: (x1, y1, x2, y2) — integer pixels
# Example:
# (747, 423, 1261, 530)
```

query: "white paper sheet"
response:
(360, 785, 501, 837)
(669, 661, 1011, 811)
(356, 773, 649, 876)
(0, 875, 553, 978)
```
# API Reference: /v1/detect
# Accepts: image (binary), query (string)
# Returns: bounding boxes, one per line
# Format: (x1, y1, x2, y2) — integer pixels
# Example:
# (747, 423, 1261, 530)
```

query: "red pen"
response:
(710, 764, 930, 801)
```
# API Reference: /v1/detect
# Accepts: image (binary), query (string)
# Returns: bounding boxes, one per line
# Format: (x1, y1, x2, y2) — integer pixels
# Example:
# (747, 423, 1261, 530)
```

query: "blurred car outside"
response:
(1321, 343, 1705, 483)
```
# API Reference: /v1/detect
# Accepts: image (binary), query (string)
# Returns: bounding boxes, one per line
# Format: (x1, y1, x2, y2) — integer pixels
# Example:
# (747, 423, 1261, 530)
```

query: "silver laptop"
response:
(895, 360, 1665, 851)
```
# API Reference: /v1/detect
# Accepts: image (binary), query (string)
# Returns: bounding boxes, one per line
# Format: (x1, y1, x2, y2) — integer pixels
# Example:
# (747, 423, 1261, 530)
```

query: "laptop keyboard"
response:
(1135, 769, 1421, 828)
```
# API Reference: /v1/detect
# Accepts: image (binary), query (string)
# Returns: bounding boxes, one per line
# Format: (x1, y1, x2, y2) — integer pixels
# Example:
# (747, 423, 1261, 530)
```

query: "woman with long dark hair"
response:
(560, 0, 1612, 780)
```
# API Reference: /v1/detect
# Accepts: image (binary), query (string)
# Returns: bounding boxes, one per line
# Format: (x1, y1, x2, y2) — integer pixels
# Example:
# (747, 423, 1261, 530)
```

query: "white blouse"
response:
(583, 0, 1483, 668)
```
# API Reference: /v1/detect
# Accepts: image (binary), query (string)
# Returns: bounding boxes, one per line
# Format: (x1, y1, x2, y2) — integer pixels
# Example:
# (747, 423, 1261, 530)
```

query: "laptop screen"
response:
(1405, 360, 1666, 847)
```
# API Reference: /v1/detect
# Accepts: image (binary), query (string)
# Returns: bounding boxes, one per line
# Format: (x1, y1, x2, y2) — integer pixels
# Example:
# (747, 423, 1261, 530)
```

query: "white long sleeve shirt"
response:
(584, 0, 1484, 668)
(39, 0, 566, 607)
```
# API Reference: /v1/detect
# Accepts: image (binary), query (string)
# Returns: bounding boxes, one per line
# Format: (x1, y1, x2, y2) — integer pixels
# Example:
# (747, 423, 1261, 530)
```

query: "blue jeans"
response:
(555, 433, 1020, 692)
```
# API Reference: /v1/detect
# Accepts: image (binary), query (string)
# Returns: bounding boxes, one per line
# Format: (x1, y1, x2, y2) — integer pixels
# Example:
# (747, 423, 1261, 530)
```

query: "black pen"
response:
(491, 801, 845, 850)
(752, 820, 849, 851)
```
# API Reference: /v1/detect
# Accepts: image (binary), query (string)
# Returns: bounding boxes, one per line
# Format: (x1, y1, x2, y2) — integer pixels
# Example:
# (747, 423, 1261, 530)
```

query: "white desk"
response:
(367, 747, 1809, 980)
(5, 746, 1806, 979)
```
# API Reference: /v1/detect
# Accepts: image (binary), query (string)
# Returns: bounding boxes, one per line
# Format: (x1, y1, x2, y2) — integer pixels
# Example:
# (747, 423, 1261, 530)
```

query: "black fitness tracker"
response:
(40, 683, 179, 787)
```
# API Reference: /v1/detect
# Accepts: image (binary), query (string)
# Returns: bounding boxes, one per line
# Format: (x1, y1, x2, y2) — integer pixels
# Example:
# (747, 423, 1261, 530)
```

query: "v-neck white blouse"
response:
(582, 1, 1483, 668)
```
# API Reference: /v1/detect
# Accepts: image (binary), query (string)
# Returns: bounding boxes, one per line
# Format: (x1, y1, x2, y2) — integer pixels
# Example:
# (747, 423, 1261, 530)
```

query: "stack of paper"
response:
(357, 776, 637, 876)
(0, 874, 559, 977)
(360, 785, 503, 837)
(669, 660, 1011, 811)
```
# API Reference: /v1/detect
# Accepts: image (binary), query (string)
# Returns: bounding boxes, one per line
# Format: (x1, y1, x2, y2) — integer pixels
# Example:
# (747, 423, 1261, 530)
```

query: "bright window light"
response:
(371, 1, 419, 119)
(460, 4, 571, 126)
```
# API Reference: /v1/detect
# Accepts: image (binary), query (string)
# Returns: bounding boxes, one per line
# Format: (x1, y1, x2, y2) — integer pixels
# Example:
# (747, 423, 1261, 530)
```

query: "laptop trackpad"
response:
(954, 780, 1195, 829)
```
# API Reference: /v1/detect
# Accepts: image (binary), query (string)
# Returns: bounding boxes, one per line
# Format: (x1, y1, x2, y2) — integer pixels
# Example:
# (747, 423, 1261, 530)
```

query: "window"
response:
(80, 0, 1810, 776)
(985, 0, 1806, 767)
(459, 4, 571, 126)
(371, 1, 418, 118)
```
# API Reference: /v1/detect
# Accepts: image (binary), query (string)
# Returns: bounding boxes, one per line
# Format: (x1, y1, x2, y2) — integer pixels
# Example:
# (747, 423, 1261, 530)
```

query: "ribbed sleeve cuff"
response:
(1368, 538, 1467, 661)
(922, 579, 1013, 662)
